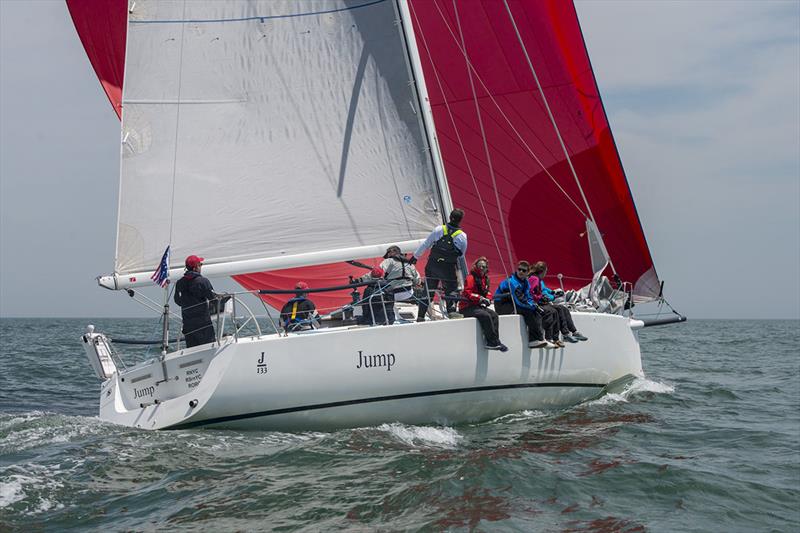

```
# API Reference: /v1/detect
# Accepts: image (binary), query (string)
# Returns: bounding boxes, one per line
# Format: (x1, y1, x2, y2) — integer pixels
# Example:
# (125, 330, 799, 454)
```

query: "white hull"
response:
(86, 313, 644, 431)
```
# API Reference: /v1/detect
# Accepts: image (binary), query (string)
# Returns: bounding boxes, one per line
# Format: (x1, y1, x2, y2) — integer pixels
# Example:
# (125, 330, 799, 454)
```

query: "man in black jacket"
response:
(279, 281, 318, 331)
(412, 208, 467, 320)
(174, 255, 218, 347)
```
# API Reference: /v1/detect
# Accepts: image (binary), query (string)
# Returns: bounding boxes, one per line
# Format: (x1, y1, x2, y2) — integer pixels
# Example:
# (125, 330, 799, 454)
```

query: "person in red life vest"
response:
(279, 281, 318, 332)
(411, 208, 467, 320)
(174, 255, 218, 347)
(531, 261, 588, 343)
(459, 257, 508, 352)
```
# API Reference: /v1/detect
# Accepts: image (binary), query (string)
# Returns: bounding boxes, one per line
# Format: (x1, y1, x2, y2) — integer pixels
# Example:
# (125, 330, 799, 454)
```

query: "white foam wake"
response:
(587, 376, 675, 406)
(377, 423, 463, 449)
(0, 465, 66, 513)
(0, 476, 27, 508)
(486, 409, 551, 425)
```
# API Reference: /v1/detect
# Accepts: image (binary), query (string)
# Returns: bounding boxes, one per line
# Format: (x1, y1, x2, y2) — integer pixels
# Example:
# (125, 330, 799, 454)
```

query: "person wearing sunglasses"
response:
(459, 257, 508, 352)
(493, 261, 554, 349)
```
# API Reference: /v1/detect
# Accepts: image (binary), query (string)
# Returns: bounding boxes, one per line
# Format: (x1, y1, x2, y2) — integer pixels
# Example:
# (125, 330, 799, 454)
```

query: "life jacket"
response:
(279, 297, 315, 327)
(430, 224, 463, 264)
(470, 270, 490, 297)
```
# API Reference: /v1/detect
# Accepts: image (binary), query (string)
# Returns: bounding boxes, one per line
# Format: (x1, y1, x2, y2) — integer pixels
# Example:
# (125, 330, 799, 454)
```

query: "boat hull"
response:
(93, 312, 643, 431)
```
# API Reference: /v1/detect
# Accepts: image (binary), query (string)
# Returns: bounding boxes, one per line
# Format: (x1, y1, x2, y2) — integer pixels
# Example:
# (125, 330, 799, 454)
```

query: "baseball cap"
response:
(185, 255, 204, 269)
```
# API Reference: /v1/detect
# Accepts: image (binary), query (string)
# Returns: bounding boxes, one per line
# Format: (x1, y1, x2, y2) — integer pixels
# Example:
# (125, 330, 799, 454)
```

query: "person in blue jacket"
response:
(493, 260, 552, 349)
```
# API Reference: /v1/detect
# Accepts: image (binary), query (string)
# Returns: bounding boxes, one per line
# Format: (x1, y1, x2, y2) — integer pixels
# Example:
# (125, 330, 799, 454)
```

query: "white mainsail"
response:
(115, 0, 443, 282)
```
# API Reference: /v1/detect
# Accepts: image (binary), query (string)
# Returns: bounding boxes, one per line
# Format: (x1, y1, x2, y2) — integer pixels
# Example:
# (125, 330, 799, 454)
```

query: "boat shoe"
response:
(486, 343, 509, 352)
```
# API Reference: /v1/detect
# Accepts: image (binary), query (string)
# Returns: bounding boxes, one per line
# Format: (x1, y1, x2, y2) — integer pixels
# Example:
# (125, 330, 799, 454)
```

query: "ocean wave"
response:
(586, 376, 675, 406)
(0, 411, 112, 455)
(0, 465, 67, 514)
(376, 422, 463, 449)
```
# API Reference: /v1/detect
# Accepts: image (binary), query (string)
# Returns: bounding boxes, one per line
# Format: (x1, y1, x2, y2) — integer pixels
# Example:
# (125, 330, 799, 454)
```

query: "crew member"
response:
(531, 261, 588, 342)
(460, 257, 508, 351)
(379, 245, 421, 303)
(412, 208, 467, 320)
(174, 255, 218, 348)
(493, 260, 554, 349)
(357, 267, 394, 325)
(279, 282, 318, 332)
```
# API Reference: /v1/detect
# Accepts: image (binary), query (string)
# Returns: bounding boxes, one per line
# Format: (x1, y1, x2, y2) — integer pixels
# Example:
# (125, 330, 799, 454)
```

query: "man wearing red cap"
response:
(174, 255, 218, 347)
(356, 266, 395, 326)
(279, 281, 317, 332)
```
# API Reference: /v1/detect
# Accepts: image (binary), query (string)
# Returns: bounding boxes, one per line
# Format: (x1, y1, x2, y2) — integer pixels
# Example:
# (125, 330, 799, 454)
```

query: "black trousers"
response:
(183, 316, 215, 348)
(418, 260, 459, 316)
(550, 303, 576, 334)
(462, 306, 500, 345)
(495, 302, 544, 342)
(361, 286, 395, 325)
(539, 304, 560, 340)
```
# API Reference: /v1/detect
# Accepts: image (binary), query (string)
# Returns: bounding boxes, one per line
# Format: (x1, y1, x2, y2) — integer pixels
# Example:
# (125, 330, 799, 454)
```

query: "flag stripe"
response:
(151, 246, 170, 288)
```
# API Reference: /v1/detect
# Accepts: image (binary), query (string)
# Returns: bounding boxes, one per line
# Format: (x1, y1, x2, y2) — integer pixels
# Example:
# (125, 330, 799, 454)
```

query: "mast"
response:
(395, 0, 453, 221)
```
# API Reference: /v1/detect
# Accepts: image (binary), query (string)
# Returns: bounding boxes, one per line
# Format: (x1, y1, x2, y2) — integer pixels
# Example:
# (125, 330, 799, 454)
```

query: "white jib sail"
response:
(114, 0, 443, 283)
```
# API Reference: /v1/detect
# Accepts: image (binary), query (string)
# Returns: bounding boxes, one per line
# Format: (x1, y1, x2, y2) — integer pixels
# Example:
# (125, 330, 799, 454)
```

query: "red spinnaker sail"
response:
(66, 0, 126, 119)
(69, 0, 659, 307)
(408, 0, 658, 298)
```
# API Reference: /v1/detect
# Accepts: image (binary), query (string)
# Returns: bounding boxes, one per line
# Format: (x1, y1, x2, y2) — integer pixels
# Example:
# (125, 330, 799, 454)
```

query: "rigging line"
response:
(431, 2, 587, 220)
(502, 0, 617, 275)
(408, 2, 507, 274)
(167, 0, 188, 247)
(452, 0, 515, 273)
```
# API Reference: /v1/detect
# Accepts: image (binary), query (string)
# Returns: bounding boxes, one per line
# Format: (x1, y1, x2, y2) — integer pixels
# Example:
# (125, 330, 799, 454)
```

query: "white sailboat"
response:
(72, 0, 683, 431)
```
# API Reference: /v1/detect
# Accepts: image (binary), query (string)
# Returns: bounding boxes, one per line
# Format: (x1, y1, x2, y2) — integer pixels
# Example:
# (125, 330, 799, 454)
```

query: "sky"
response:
(0, 0, 798, 319)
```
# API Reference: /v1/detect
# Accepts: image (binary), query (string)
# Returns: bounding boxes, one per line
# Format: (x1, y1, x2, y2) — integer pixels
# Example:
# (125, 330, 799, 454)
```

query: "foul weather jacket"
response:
(174, 271, 216, 320)
(493, 273, 536, 312)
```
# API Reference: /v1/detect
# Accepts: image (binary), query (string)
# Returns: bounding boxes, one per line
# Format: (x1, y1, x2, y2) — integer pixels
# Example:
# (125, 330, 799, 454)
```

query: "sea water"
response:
(1, 318, 798, 531)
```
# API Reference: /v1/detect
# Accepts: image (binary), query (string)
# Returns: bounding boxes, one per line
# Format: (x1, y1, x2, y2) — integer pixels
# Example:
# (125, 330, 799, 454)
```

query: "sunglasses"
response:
(517, 268, 528, 273)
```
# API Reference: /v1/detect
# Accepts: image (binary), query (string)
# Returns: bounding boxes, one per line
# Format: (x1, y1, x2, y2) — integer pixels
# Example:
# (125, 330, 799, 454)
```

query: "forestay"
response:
(114, 0, 442, 279)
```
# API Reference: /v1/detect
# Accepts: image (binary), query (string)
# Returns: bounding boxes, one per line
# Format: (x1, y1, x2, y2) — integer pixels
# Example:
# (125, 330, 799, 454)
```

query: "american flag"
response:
(151, 245, 171, 288)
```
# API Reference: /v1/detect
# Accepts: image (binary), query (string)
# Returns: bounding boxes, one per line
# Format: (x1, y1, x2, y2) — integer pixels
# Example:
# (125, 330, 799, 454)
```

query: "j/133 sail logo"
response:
(256, 352, 267, 374)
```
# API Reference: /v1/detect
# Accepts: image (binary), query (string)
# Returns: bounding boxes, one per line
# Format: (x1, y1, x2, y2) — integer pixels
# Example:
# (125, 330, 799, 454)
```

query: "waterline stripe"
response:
(130, 0, 387, 25)
(169, 381, 606, 429)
